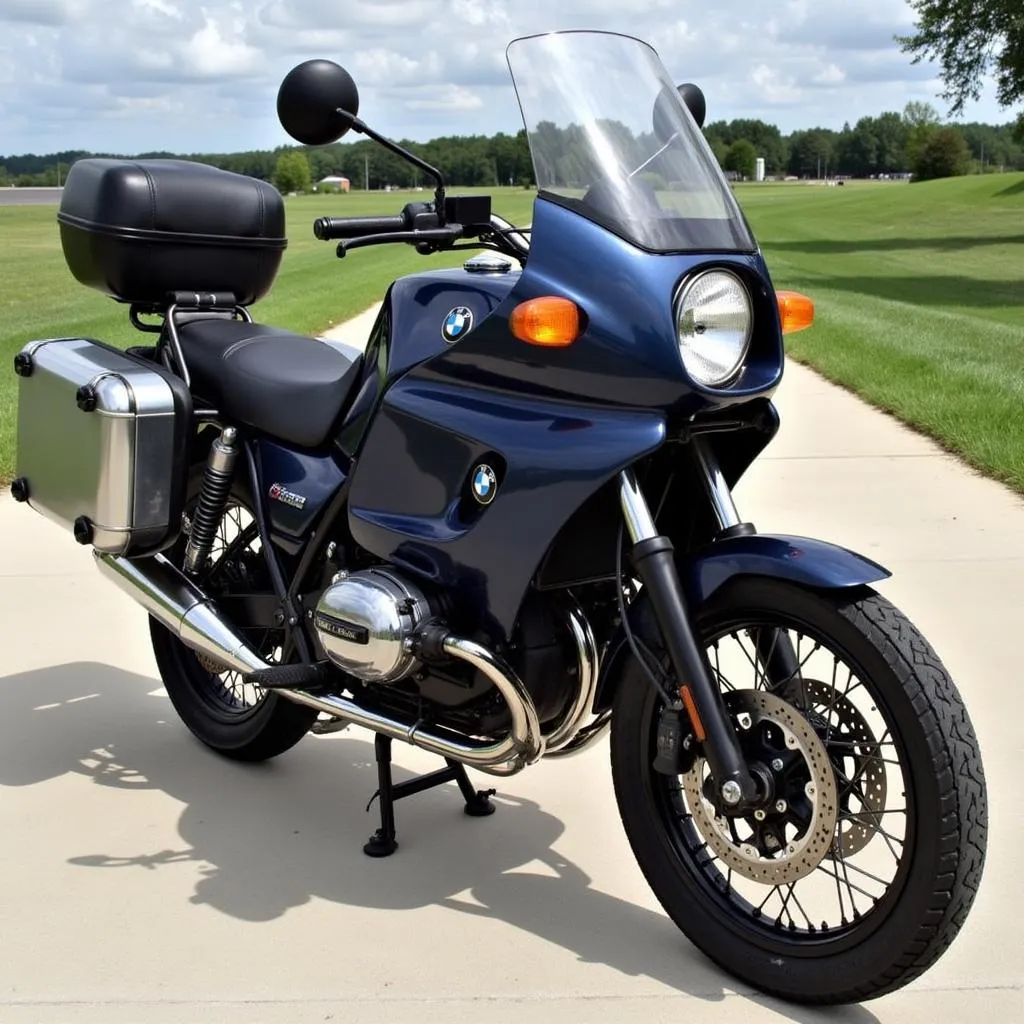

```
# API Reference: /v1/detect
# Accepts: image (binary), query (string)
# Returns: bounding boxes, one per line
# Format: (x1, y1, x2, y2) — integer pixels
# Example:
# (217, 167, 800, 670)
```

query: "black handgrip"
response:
(314, 215, 406, 241)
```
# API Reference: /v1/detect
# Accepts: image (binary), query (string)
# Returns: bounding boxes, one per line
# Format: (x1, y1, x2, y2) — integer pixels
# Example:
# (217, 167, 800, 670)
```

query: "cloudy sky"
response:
(0, 0, 1011, 157)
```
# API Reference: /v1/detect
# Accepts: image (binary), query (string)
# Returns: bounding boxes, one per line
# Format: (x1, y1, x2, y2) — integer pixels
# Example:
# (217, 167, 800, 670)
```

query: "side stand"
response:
(364, 733, 497, 857)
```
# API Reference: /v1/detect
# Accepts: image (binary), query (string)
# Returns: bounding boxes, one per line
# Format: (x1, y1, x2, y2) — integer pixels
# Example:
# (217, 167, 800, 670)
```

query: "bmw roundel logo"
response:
(471, 464, 498, 505)
(442, 305, 474, 343)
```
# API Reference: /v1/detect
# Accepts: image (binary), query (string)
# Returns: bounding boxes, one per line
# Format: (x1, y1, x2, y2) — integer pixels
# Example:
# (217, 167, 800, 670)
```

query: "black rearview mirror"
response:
(653, 81, 707, 143)
(277, 59, 361, 146)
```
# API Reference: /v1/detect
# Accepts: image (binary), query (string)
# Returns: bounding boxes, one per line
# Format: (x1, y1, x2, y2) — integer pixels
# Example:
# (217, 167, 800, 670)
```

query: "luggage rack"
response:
(127, 291, 252, 392)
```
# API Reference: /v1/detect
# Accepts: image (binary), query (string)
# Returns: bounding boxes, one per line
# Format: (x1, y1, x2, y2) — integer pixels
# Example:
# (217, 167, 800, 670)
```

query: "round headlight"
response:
(675, 269, 753, 386)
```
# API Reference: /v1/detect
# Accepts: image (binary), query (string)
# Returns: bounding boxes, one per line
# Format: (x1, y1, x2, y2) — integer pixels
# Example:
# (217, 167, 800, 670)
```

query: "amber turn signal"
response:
(776, 291, 815, 334)
(510, 296, 581, 347)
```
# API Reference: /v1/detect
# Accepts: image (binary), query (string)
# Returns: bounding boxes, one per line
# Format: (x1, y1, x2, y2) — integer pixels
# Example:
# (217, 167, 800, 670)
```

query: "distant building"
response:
(317, 175, 350, 193)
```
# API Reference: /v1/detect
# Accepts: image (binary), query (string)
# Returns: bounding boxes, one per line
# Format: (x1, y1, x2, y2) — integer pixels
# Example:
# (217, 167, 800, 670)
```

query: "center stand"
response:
(364, 733, 497, 857)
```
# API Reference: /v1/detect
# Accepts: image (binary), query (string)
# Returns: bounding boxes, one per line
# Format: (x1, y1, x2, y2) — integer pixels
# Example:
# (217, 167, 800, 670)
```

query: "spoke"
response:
(786, 883, 815, 930)
(836, 846, 862, 916)
(756, 884, 781, 914)
(733, 631, 764, 686)
(830, 855, 849, 922)
(824, 656, 841, 742)
(835, 751, 902, 767)
(816, 863, 877, 903)
(791, 634, 822, 708)
(849, 804, 905, 861)
(836, 858, 894, 889)
(845, 807, 907, 817)
(712, 642, 735, 692)
(758, 628, 783, 691)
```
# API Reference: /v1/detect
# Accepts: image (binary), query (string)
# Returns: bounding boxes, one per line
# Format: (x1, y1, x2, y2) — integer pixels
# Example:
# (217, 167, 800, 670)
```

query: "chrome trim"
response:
(545, 712, 612, 758)
(543, 597, 600, 753)
(443, 635, 544, 764)
(464, 252, 513, 274)
(184, 426, 239, 576)
(94, 552, 265, 675)
(489, 213, 530, 257)
(314, 567, 433, 683)
(692, 438, 741, 531)
(619, 469, 658, 544)
(268, 637, 543, 776)
(93, 551, 543, 775)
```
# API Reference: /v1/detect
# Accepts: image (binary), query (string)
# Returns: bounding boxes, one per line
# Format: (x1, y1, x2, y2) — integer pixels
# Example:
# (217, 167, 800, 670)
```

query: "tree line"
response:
(2, 103, 1021, 190)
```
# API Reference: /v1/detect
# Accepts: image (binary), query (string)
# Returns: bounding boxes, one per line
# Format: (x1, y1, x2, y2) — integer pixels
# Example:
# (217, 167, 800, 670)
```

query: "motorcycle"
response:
(11, 30, 987, 1005)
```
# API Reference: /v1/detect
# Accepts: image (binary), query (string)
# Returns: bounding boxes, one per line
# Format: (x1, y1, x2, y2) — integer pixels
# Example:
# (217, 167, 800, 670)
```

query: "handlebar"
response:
(312, 200, 530, 261)
(313, 215, 407, 241)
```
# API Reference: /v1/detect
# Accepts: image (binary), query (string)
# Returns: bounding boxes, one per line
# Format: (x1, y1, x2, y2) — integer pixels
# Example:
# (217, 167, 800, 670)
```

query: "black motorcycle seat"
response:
(178, 318, 363, 448)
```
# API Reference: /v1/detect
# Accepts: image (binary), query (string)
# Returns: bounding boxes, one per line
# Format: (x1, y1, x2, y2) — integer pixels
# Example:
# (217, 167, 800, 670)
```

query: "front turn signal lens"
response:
(510, 296, 581, 347)
(777, 291, 815, 334)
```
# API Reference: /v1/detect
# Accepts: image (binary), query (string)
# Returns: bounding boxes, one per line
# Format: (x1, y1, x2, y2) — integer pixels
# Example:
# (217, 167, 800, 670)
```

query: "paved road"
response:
(0, 314, 1019, 1021)
(0, 187, 63, 205)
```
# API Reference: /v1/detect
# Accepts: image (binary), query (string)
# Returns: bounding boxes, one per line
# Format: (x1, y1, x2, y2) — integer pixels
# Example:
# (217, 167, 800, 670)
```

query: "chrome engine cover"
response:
(313, 568, 432, 683)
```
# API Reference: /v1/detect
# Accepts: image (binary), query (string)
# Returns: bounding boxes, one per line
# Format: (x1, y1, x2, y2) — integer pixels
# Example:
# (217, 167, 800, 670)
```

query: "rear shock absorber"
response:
(184, 427, 240, 576)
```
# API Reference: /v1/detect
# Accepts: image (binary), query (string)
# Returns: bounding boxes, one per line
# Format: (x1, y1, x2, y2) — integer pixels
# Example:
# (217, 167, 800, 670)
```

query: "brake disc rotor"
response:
(682, 690, 838, 885)
(799, 679, 887, 856)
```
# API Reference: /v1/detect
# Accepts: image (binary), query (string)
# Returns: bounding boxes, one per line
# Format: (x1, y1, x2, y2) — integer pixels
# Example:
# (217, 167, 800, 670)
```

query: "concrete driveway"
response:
(0, 310, 1020, 1022)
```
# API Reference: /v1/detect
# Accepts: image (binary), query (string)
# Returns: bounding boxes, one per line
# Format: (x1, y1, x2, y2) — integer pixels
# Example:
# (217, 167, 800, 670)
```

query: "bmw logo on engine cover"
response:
(471, 464, 498, 505)
(442, 306, 474, 343)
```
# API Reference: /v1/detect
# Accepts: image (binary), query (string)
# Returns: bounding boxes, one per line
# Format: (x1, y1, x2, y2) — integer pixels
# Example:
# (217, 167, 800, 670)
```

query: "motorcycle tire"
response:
(610, 577, 987, 1004)
(150, 466, 318, 762)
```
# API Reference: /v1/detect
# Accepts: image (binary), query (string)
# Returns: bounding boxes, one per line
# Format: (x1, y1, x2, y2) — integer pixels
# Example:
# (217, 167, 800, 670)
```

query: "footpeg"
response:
(244, 661, 333, 689)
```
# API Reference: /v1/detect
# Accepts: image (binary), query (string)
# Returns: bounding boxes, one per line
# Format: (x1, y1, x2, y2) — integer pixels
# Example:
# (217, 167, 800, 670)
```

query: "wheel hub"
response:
(683, 690, 838, 884)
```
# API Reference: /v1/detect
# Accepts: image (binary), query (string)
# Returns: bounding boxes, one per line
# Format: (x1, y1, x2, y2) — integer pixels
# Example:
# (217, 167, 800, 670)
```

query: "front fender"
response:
(593, 533, 890, 713)
(684, 533, 890, 605)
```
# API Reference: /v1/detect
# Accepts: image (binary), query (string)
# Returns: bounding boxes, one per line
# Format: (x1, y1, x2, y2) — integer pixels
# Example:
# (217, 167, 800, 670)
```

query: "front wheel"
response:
(610, 578, 987, 1004)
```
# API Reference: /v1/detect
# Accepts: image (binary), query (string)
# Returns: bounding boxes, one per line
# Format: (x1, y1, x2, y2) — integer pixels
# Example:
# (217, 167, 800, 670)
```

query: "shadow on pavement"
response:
(0, 661, 879, 1023)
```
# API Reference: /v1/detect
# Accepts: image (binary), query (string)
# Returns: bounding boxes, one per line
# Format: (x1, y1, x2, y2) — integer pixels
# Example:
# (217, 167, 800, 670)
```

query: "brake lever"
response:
(336, 224, 465, 258)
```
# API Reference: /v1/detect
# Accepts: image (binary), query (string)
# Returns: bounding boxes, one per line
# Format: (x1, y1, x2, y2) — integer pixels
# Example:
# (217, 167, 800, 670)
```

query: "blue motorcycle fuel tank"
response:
(336, 261, 520, 461)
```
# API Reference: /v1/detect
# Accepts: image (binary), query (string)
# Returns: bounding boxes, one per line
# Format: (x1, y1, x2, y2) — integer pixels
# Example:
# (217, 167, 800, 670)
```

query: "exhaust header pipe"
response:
(93, 552, 543, 774)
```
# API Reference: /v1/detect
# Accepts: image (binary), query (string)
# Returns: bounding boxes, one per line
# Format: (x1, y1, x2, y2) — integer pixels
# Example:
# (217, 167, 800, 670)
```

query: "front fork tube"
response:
(619, 460, 758, 809)
(692, 439, 802, 696)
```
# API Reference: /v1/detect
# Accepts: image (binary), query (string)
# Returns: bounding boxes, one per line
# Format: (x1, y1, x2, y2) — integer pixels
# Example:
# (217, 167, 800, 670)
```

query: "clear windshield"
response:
(506, 31, 755, 253)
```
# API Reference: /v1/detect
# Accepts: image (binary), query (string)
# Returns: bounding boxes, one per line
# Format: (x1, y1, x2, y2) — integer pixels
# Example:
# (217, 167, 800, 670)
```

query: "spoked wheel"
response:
(611, 578, 987, 1004)
(150, 475, 317, 761)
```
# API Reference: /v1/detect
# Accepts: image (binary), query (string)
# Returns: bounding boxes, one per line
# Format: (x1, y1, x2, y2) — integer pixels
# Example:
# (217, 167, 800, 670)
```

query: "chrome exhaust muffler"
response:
(94, 552, 543, 774)
(95, 551, 267, 675)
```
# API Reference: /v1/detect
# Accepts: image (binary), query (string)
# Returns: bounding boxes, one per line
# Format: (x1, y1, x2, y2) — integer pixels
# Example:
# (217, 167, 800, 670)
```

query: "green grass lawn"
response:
(739, 175, 1024, 491)
(1, 175, 1022, 489)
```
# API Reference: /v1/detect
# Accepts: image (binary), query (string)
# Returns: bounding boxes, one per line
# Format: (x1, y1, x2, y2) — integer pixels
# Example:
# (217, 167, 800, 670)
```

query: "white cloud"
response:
(750, 64, 803, 105)
(813, 63, 847, 86)
(406, 84, 485, 111)
(183, 13, 262, 77)
(0, 0, 1013, 156)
